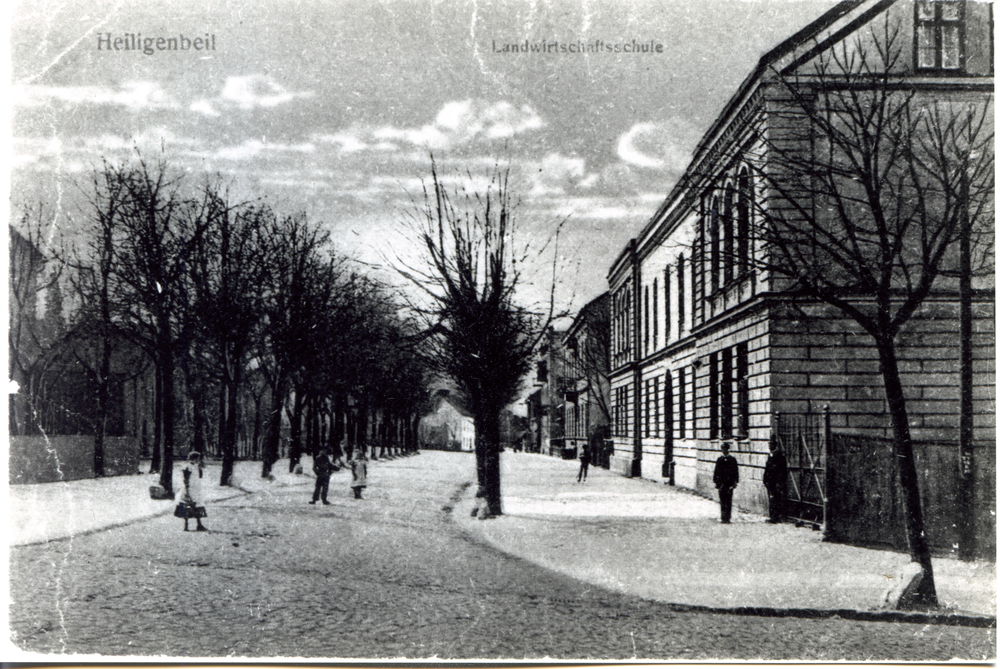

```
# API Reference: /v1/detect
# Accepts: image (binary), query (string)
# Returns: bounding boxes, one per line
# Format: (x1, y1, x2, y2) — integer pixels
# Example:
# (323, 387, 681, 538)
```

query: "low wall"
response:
(826, 436, 994, 560)
(10, 435, 140, 484)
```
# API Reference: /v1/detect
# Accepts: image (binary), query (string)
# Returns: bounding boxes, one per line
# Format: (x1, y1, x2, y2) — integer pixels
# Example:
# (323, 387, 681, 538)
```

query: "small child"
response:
(349, 450, 368, 499)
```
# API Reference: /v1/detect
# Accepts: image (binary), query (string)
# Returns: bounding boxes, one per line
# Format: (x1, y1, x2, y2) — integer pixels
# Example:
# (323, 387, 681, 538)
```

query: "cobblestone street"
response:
(9, 453, 995, 660)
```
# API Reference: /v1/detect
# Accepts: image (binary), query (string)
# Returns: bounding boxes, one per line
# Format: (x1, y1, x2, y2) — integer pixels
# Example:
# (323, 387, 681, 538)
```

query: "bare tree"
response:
(188, 193, 269, 485)
(107, 156, 215, 494)
(8, 206, 64, 436)
(398, 158, 542, 517)
(740, 21, 994, 607)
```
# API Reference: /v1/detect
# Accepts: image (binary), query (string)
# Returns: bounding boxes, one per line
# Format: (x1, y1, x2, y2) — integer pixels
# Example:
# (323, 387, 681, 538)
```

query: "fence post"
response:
(822, 404, 831, 540)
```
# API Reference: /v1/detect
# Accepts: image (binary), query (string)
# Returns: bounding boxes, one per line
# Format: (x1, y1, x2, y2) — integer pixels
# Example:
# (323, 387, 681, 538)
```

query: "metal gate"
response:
(773, 410, 829, 530)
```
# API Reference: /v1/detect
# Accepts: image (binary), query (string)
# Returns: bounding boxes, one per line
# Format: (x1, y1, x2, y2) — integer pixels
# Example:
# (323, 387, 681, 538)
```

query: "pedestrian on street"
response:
(178, 451, 208, 532)
(577, 444, 591, 482)
(310, 448, 334, 505)
(712, 442, 739, 524)
(763, 439, 788, 523)
(349, 449, 368, 499)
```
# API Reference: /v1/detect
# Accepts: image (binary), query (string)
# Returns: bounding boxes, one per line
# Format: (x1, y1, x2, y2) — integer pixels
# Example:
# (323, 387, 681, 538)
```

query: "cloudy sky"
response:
(11, 0, 834, 315)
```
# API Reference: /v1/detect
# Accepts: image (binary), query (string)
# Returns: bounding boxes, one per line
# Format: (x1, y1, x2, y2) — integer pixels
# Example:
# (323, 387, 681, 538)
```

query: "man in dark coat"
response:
(310, 448, 334, 505)
(712, 442, 739, 523)
(763, 440, 789, 523)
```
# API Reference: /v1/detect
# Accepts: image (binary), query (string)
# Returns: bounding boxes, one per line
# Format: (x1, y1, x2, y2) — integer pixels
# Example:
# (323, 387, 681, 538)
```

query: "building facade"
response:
(560, 293, 612, 466)
(607, 0, 994, 553)
(526, 328, 568, 456)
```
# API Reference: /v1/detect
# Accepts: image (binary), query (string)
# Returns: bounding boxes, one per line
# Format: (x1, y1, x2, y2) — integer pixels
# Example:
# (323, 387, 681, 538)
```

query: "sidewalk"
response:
(7, 458, 319, 546)
(452, 452, 996, 622)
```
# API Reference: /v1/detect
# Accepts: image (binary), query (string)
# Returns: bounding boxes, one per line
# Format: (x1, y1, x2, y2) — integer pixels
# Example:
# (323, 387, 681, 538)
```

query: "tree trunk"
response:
(261, 373, 287, 478)
(220, 357, 240, 486)
(330, 394, 345, 459)
(156, 324, 175, 494)
(475, 405, 503, 517)
(93, 333, 111, 477)
(288, 389, 304, 472)
(876, 334, 938, 608)
(251, 392, 262, 461)
(150, 364, 162, 474)
(357, 393, 369, 458)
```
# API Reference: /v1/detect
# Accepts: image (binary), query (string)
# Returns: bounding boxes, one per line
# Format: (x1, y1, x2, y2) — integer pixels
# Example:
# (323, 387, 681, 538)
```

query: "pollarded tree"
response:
(398, 159, 540, 517)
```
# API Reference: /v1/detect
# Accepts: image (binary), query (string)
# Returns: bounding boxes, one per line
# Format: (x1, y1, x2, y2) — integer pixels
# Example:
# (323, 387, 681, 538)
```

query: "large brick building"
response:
(607, 0, 993, 555)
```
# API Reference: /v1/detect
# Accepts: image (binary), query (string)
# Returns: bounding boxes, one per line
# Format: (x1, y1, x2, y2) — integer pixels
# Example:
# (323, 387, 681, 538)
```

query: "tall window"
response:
(723, 185, 734, 284)
(916, 0, 964, 71)
(642, 379, 653, 437)
(643, 286, 650, 356)
(720, 347, 733, 439)
(677, 255, 685, 335)
(654, 376, 661, 438)
(736, 342, 750, 438)
(710, 196, 720, 293)
(709, 352, 719, 439)
(677, 366, 686, 438)
(738, 169, 751, 273)
(652, 278, 659, 351)
(663, 266, 671, 343)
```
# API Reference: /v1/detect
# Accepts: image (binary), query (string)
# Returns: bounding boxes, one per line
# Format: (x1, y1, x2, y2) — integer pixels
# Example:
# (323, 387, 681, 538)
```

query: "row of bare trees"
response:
(11, 156, 428, 496)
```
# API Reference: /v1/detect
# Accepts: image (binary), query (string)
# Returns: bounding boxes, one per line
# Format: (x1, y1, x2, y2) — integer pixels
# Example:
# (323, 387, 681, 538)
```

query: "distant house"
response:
(526, 328, 568, 457)
(418, 390, 475, 451)
(560, 293, 612, 467)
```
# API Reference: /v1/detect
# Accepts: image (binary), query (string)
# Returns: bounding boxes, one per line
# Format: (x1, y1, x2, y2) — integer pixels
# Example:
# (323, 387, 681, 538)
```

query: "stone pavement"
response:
(453, 452, 996, 620)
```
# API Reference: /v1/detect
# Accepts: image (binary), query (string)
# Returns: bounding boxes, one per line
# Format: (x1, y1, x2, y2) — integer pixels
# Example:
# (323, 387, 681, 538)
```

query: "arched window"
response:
(723, 183, 734, 284)
(738, 168, 751, 273)
(710, 195, 720, 293)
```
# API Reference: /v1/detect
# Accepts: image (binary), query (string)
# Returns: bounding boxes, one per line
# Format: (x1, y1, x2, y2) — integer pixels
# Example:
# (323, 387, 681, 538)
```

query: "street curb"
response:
(445, 481, 997, 630)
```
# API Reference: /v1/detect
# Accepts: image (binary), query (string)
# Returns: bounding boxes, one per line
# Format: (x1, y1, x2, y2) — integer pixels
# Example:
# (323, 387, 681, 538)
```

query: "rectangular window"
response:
(643, 286, 650, 356)
(663, 267, 671, 343)
(652, 278, 658, 351)
(677, 255, 686, 335)
(736, 342, 749, 438)
(654, 376, 661, 438)
(678, 367, 686, 439)
(721, 347, 733, 439)
(916, 0, 964, 71)
(709, 352, 719, 440)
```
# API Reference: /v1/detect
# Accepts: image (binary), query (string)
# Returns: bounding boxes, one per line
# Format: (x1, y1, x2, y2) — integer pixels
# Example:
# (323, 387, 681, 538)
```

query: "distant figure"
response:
(179, 451, 208, 532)
(763, 440, 789, 524)
(712, 442, 739, 524)
(349, 450, 368, 499)
(577, 444, 591, 482)
(310, 448, 333, 505)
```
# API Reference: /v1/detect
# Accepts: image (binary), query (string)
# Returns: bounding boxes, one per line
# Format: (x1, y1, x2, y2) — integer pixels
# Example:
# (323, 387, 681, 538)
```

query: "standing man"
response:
(712, 442, 739, 524)
(310, 448, 333, 505)
(763, 439, 788, 523)
(577, 443, 591, 482)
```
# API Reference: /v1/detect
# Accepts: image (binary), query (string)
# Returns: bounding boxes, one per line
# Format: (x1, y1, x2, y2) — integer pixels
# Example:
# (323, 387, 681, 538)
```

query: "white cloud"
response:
(326, 100, 546, 156)
(216, 139, 316, 161)
(617, 118, 702, 171)
(13, 82, 177, 110)
(220, 74, 313, 109)
(190, 100, 219, 117)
